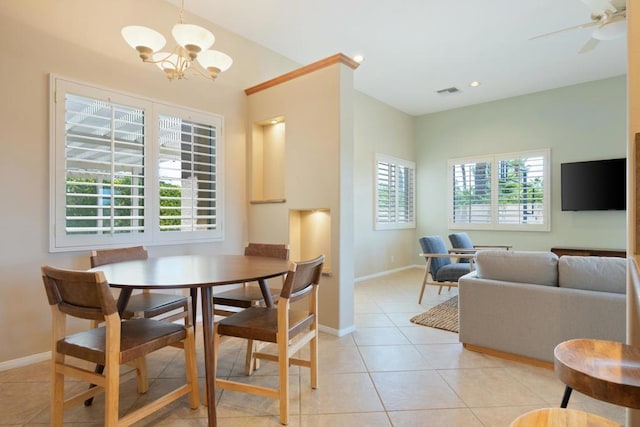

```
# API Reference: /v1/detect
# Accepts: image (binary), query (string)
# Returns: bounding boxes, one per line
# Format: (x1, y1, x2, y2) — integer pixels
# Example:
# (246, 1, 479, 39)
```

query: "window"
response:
(375, 154, 415, 230)
(448, 149, 550, 231)
(50, 76, 224, 251)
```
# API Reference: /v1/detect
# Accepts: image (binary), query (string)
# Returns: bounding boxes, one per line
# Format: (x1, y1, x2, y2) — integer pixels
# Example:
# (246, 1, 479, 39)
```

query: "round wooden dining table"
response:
(91, 254, 290, 427)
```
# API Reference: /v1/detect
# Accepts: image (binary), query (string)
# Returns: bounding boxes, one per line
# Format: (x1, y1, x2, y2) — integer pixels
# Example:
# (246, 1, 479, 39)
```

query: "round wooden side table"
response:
(554, 338, 640, 408)
(509, 408, 621, 427)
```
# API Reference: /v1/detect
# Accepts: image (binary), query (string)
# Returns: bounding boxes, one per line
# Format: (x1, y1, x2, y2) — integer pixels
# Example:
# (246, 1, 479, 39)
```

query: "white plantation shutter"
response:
(451, 161, 492, 224)
(448, 149, 549, 231)
(497, 155, 545, 225)
(375, 154, 415, 230)
(157, 113, 220, 236)
(63, 94, 146, 237)
(50, 76, 224, 251)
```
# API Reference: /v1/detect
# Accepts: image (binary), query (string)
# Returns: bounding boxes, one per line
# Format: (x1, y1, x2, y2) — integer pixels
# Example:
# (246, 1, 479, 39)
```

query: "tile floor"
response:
(0, 268, 626, 426)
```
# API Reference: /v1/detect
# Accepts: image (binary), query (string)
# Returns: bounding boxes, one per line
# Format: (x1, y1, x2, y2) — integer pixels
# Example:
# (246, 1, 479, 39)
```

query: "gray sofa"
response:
(458, 250, 626, 364)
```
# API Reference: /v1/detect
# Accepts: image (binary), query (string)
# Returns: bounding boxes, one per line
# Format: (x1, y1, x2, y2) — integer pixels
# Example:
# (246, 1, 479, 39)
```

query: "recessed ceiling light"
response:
(353, 54, 365, 63)
(469, 81, 481, 87)
(271, 119, 278, 124)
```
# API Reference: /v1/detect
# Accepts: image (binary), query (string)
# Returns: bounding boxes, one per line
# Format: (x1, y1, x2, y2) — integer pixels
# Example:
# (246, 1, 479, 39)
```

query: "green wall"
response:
(415, 76, 627, 256)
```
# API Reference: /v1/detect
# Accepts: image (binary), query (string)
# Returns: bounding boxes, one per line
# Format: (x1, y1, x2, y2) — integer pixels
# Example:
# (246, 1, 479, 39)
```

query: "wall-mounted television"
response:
(561, 158, 626, 211)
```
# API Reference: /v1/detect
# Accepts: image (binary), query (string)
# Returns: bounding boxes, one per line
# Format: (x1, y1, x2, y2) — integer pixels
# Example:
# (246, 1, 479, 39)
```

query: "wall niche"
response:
(289, 209, 331, 274)
(250, 116, 286, 203)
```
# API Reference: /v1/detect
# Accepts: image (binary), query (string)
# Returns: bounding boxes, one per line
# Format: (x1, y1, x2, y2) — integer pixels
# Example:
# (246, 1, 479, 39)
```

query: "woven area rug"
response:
(410, 296, 458, 333)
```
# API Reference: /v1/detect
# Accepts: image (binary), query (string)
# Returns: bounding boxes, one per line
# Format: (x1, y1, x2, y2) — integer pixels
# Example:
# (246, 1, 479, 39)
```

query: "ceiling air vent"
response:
(436, 87, 461, 95)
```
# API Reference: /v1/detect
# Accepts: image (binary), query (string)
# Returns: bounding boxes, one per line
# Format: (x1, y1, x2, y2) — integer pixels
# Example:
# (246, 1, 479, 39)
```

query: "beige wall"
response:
(415, 76, 627, 259)
(353, 92, 416, 278)
(0, 0, 299, 365)
(245, 64, 356, 333)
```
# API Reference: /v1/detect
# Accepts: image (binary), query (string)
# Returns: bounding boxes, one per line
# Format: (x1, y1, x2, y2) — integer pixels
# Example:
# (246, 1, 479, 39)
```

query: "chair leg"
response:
(278, 336, 289, 425)
(104, 363, 120, 426)
(419, 268, 429, 304)
(244, 339, 256, 375)
(52, 354, 65, 426)
(184, 326, 200, 409)
(310, 331, 318, 389)
(437, 285, 443, 295)
(560, 386, 573, 408)
(131, 357, 149, 393)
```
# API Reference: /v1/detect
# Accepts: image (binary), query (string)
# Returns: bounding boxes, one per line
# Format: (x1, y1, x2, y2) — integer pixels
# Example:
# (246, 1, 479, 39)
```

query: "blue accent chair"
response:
(418, 236, 473, 304)
(448, 232, 512, 263)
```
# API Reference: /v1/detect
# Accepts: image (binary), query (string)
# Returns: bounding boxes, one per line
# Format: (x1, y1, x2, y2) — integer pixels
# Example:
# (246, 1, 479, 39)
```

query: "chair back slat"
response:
(279, 255, 324, 300)
(90, 246, 148, 268)
(41, 266, 117, 320)
(244, 243, 290, 260)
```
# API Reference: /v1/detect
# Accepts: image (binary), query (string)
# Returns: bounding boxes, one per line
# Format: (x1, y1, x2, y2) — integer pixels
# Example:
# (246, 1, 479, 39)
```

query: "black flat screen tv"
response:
(561, 158, 626, 211)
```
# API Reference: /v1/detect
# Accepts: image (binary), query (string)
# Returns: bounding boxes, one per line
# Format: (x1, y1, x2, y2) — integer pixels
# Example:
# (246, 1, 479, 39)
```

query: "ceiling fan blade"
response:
(529, 21, 598, 40)
(580, 0, 617, 14)
(610, 0, 627, 11)
(578, 37, 600, 53)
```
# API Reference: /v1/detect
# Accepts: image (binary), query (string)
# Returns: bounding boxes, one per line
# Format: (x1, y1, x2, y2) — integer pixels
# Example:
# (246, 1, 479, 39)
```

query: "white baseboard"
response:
(0, 351, 50, 372)
(354, 264, 422, 283)
(318, 323, 357, 337)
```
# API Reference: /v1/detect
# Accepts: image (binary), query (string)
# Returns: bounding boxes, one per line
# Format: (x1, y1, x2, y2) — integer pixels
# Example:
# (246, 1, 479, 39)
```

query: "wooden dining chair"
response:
(41, 265, 200, 426)
(90, 246, 190, 324)
(212, 242, 289, 374)
(213, 255, 325, 425)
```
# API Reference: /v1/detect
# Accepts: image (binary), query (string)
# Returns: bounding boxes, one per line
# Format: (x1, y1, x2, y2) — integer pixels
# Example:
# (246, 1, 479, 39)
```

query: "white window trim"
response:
(447, 149, 550, 232)
(374, 153, 416, 230)
(49, 75, 224, 252)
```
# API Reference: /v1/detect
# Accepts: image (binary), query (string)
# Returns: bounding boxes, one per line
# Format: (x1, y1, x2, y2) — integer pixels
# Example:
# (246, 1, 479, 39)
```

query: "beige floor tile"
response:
(399, 326, 460, 345)
(300, 412, 391, 427)
(353, 301, 384, 314)
(503, 363, 568, 405)
(439, 367, 547, 407)
(352, 327, 411, 346)
(371, 370, 465, 411)
(0, 381, 50, 424)
(315, 345, 367, 374)
(299, 373, 384, 414)
(388, 408, 485, 427)
(386, 311, 423, 327)
(416, 343, 513, 369)
(359, 345, 434, 372)
(355, 313, 395, 328)
(317, 332, 356, 348)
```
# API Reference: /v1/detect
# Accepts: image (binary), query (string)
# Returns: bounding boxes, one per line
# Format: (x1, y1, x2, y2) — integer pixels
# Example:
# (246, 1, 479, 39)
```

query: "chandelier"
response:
(121, 0, 232, 81)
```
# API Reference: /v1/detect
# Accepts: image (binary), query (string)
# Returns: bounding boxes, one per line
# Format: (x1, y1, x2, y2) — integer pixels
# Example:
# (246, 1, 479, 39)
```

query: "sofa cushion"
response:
(558, 256, 626, 294)
(475, 250, 559, 286)
(435, 263, 471, 282)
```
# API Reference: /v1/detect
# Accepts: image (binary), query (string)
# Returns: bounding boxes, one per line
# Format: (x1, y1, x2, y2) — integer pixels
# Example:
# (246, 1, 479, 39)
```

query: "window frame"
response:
(49, 75, 224, 252)
(447, 149, 550, 232)
(374, 153, 416, 230)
